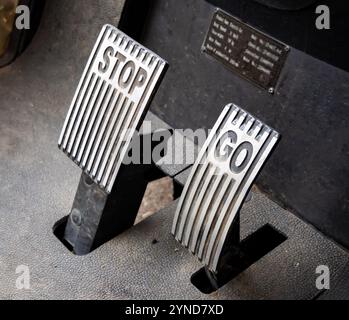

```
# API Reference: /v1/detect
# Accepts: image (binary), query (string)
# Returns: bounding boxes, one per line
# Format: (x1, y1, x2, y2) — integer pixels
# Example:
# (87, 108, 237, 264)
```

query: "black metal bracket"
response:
(170, 104, 287, 293)
(190, 211, 287, 294)
(171, 167, 287, 294)
(54, 131, 168, 255)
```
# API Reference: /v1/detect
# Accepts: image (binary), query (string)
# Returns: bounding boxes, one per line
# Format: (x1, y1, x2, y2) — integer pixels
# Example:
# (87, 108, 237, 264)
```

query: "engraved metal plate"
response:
(202, 9, 289, 91)
(172, 104, 280, 272)
(58, 25, 168, 193)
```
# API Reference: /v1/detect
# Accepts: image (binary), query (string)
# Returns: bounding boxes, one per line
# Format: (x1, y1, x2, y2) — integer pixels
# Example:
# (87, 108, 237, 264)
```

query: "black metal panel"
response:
(137, 0, 349, 249)
(206, 0, 349, 72)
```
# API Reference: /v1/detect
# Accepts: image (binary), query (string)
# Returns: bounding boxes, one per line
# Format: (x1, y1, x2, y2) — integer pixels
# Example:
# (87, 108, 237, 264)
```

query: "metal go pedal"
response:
(58, 24, 168, 194)
(172, 104, 280, 273)
(55, 24, 168, 255)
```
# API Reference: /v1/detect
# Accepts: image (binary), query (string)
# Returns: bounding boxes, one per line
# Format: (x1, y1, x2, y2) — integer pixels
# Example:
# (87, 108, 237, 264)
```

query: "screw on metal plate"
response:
(71, 209, 82, 226)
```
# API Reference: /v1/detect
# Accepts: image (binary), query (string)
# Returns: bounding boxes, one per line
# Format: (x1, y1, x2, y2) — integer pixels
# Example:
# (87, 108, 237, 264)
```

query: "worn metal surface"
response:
(58, 24, 168, 193)
(172, 104, 279, 272)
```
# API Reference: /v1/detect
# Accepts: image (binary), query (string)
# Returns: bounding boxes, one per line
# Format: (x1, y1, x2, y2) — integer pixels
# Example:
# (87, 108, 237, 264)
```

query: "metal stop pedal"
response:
(56, 24, 168, 254)
(172, 104, 282, 289)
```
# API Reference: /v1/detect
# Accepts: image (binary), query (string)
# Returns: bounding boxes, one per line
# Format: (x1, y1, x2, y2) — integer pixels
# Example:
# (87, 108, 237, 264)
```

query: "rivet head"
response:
(71, 209, 82, 226)
(84, 176, 94, 186)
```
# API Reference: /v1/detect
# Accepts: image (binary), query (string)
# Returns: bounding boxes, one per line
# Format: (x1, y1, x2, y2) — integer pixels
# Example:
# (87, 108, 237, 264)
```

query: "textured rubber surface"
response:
(319, 262, 349, 300)
(0, 0, 348, 300)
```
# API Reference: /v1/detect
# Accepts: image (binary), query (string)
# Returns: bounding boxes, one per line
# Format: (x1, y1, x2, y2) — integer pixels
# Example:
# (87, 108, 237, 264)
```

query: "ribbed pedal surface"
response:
(58, 24, 167, 193)
(172, 104, 280, 272)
